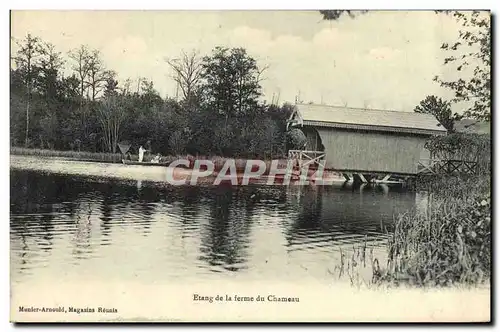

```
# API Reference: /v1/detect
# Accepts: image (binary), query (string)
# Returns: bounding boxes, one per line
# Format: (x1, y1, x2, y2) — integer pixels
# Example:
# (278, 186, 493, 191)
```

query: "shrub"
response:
(425, 133, 491, 174)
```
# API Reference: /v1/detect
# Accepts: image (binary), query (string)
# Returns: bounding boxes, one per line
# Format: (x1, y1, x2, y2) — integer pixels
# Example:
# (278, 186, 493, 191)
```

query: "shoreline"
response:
(10, 154, 345, 185)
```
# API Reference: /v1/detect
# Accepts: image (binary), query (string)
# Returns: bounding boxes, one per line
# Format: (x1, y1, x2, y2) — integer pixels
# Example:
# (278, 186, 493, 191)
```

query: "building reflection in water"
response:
(11, 169, 423, 282)
(283, 183, 418, 251)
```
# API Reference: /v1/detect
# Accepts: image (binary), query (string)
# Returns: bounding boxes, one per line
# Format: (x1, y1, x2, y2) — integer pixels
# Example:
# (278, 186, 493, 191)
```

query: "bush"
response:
(286, 128, 307, 150)
(425, 133, 491, 174)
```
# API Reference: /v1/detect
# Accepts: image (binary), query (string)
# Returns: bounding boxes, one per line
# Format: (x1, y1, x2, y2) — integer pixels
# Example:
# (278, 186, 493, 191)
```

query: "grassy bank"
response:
(340, 175, 491, 288)
(11, 147, 123, 163)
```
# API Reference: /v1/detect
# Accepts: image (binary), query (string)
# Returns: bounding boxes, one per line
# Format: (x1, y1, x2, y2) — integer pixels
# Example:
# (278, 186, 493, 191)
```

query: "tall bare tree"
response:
(85, 50, 115, 101)
(97, 95, 126, 153)
(12, 34, 41, 147)
(165, 50, 203, 103)
(68, 45, 93, 104)
(68, 45, 105, 143)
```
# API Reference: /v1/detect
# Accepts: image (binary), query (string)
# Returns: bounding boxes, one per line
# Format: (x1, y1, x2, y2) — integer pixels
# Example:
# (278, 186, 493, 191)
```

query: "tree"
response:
(169, 127, 192, 155)
(414, 95, 456, 133)
(10, 73, 27, 146)
(200, 47, 265, 118)
(35, 42, 65, 149)
(103, 76, 119, 97)
(434, 11, 491, 121)
(37, 42, 64, 103)
(60, 74, 80, 100)
(68, 45, 92, 104)
(9, 35, 298, 159)
(12, 34, 41, 147)
(137, 79, 163, 110)
(97, 95, 126, 153)
(320, 10, 367, 21)
(69, 45, 105, 146)
(120, 78, 133, 95)
(86, 50, 115, 101)
(165, 50, 203, 104)
(197, 47, 267, 156)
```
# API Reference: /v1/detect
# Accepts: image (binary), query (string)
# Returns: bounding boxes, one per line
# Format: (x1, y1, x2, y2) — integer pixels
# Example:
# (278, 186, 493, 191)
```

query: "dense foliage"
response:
(424, 133, 491, 174)
(320, 10, 367, 20)
(414, 95, 457, 133)
(434, 11, 491, 121)
(11, 35, 295, 158)
(286, 128, 307, 150)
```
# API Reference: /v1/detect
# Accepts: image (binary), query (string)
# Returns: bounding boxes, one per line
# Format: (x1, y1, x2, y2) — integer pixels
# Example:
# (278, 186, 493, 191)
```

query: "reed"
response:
(329, 237, 382, 288)
(332, 175, 491, 288)
(380, 175, 491, 287)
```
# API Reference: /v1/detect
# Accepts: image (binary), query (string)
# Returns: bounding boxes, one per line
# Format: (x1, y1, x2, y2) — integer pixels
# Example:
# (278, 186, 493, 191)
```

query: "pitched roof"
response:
(293, 104, 447, 135)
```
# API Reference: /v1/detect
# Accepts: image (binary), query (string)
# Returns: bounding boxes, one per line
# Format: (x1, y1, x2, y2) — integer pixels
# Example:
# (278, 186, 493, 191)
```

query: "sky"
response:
(10, 10, 475, 111)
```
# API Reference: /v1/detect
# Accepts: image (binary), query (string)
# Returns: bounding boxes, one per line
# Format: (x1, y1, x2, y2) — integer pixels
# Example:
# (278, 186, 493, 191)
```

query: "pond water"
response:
(10, 170, 427, 286)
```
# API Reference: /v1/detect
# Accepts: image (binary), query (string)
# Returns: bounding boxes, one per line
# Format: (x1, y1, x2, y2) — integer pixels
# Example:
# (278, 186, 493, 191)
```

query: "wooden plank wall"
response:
(303, 127, 430, 174)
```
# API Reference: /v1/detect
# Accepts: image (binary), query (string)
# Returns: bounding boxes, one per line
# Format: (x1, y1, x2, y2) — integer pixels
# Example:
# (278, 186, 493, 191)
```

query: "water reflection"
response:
(284, 184, 416, 252)
(11, 170, 421, 284)
(197, 188, 250, 272)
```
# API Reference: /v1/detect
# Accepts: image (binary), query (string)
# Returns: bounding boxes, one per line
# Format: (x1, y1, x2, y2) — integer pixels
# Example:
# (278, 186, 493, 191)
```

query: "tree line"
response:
(11, 38, 295, 159)
(12, 11, 490, 159)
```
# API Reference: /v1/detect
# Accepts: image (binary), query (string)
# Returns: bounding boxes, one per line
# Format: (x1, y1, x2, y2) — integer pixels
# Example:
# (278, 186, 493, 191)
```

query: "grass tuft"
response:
(333, 175, 491, 288)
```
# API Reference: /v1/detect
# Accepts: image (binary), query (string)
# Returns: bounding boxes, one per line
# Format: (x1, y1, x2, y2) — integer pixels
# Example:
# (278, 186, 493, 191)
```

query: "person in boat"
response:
(138, 146, 147, 162)
(151, 154, 161, 163)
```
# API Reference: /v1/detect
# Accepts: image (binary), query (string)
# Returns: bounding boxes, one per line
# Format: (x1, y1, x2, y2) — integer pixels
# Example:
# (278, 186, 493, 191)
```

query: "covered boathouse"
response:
(287, 104, 447, 182)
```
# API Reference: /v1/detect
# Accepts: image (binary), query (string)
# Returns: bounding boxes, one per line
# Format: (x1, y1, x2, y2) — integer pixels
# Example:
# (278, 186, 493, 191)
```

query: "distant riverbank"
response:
(10, 154, 345, 186)
(10, 147, 290, 171)
(11, 147, 124, 163)
(10, 154, 183, 183)
(10, 148, 346, 184)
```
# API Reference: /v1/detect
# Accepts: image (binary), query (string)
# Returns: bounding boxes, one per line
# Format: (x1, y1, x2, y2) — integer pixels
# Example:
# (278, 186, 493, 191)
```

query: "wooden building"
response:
(287, 104, 447, 176)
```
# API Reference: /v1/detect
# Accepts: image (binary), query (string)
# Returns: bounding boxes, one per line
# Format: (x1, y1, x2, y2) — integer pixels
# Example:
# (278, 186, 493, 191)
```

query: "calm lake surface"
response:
(10, 169, 427, 286)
